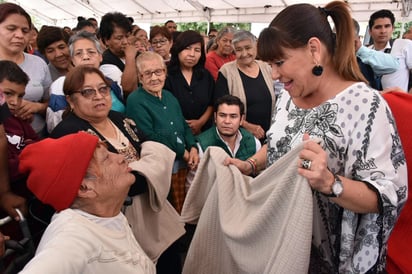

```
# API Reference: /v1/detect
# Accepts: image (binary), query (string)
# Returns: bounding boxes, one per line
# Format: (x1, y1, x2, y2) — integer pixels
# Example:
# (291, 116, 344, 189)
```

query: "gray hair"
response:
(69, 30, 103, 57)
(216, 26, 236, 42)
(135, 51, 165, 73)
(232, 30, 257, 45)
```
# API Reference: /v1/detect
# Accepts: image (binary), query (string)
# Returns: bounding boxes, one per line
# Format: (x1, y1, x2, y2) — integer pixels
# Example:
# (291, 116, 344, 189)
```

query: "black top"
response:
(215, 69, 272, 133)
(239, 69, 272, 133)
(101, 49, 125, 72)
(164, 68, 215, 132)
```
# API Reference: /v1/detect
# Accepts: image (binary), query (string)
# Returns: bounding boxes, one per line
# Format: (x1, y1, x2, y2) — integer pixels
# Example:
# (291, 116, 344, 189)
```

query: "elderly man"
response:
(19, 132, 155, 273)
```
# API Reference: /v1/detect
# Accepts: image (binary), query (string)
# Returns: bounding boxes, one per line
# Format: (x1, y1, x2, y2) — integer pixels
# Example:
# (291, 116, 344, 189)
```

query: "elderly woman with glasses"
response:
(126, 51, 199, 216)
(46, 31, 126, 133)
(149, 26, 173, 64)
(51, 65, 185, 274)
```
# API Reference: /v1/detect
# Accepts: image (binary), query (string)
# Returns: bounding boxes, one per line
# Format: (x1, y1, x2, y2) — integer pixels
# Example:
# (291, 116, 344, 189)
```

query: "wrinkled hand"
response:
(186, 147, 199, 170)
(297, 134, 334, 194)
(223, 157, 252, 175)
(0, 191, 27, 221)
(16, 100, 39, 121)
(186, 119, 202, 135)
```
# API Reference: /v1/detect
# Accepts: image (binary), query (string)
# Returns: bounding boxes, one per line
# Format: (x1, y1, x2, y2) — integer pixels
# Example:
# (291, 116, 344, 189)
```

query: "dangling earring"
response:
(312, 64, 323, 76)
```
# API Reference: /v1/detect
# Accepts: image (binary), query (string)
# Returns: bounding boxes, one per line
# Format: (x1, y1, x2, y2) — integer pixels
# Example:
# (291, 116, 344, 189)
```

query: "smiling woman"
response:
(37, 26, 72, 81)
(224, 1, 407, 273)
(0, 3, 52, 137)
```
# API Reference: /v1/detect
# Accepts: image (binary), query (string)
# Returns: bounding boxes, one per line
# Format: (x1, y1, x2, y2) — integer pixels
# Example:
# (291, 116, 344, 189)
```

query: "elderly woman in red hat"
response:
(19, 132, 155, 273)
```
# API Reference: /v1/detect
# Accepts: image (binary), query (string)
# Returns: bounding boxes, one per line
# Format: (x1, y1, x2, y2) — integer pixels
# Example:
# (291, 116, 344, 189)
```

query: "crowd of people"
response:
(0, 1, 411, 273)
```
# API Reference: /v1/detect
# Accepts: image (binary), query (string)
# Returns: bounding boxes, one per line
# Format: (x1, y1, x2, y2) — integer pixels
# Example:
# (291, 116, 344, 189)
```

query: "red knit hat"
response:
(19, 132, 99, 211)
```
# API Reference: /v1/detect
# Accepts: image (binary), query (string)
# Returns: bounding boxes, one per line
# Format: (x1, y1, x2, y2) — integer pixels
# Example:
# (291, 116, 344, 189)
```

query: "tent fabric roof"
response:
(9, 0, 412, 26)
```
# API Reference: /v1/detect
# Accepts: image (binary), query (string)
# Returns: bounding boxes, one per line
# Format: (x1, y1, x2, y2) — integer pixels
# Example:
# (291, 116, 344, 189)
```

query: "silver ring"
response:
(301, 159, 312, 170)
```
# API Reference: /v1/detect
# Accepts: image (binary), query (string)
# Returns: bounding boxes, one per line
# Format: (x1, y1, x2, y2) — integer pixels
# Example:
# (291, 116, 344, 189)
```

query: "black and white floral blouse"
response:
(266, 82, 407, 273)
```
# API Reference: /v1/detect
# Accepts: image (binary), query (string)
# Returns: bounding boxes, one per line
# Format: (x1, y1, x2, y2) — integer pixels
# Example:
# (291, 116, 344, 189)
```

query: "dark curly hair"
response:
(99, 12, 131, 43)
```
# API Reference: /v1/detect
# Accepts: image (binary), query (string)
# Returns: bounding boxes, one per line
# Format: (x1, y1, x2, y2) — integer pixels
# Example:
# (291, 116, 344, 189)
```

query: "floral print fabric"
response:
(266, 82, 407, 273)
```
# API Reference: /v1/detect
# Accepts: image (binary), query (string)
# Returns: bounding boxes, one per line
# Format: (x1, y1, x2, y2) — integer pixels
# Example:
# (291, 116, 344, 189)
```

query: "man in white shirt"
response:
(368, 9, 412, 91)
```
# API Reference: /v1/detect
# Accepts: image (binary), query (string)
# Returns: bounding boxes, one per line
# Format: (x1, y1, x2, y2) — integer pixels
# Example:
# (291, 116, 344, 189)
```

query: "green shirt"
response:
(126, 87, 196, 159)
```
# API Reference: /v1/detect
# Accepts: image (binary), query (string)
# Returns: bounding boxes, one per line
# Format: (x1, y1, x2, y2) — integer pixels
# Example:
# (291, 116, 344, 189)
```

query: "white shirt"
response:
(20, 208, 155, 274)
(381, 39, 412, 91)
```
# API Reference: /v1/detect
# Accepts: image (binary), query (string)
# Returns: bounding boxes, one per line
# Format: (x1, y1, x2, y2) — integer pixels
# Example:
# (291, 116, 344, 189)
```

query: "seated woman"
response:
(50, 66, 184, 273)
(126, 51, 199, 214)
(165, 30, 215, 135)
(215, 30, 275, 142)
(19, 132, 155, 273)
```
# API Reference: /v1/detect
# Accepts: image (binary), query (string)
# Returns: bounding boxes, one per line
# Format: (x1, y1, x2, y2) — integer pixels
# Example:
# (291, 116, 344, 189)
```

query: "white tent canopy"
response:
(8, 0, 412, 27)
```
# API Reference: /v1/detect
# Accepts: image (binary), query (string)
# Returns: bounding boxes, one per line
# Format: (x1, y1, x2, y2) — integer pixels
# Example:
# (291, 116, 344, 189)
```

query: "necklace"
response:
(109, 120, 128, 147)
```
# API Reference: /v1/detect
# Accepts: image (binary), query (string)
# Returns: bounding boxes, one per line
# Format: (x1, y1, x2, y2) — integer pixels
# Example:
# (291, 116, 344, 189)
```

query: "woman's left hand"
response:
(297, 134, 334, 195)
(187, 147, 199, 170)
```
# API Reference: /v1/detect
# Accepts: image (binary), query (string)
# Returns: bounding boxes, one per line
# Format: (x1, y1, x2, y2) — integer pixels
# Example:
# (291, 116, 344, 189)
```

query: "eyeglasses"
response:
(151, 39, 168, 46)
(73, 49, 99, 58)
(74, 85, 110, 99)
(141, 69, 165, 79)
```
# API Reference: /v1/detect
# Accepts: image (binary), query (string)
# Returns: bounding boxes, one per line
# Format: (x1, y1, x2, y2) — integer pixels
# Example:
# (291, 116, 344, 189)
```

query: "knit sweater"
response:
(181, 143, 313, 274)
(126, 87, 196, 159)
(20, 209, 155, 274)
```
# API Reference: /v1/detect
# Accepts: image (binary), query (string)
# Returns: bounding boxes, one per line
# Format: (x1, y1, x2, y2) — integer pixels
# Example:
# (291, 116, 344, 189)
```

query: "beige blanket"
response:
(181, 143, 313, 274)
(126, 141, 185, 261)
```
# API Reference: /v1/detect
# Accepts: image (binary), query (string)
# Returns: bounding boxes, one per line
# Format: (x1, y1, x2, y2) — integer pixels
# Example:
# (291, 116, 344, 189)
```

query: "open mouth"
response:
(283, 80, 293, 90)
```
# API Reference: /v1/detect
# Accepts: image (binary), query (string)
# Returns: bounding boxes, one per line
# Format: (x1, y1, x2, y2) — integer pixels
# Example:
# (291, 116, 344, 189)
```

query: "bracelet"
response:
(248, 157, 258, 171)
(246, 158, 257, 176)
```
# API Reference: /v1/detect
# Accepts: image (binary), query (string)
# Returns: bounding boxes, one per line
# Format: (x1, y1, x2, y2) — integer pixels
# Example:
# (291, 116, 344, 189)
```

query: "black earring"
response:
(312, 65, 323, 76)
